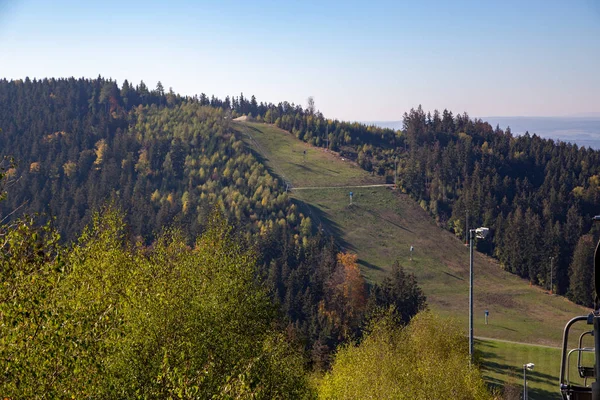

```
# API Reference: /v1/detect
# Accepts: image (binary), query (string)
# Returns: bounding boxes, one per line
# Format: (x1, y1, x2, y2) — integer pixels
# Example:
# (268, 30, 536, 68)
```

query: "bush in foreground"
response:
(0, 210, 314, 399)
(318, 311, 494, 400)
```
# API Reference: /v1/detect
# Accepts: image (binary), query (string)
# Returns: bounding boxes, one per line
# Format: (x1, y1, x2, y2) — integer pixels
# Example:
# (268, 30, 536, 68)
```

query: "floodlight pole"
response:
(522, 364, 534, 400)
(465, 210, 469, 244)
(523, 365, 527, 400)
(469, 229, 475, 362)
(394, 156, 398, 188)
(550, 256, 554, 294)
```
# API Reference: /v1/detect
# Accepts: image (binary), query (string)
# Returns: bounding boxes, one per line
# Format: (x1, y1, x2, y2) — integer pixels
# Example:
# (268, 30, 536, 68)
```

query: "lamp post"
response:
(523, 363, 534, 400)
(549, 256, 554, 295)
(394, 156, 398, 189)
(469, 226, 489, 362)
(465, 210, 469, 244)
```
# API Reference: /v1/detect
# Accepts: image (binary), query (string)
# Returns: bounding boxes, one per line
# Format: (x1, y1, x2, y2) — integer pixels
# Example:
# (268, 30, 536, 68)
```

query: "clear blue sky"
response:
(1, 0, 598, 121)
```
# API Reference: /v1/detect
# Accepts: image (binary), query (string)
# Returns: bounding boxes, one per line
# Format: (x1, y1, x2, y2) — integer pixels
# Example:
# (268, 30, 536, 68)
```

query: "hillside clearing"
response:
(236, 121, 380, 188)
(235, 121, 591, 397)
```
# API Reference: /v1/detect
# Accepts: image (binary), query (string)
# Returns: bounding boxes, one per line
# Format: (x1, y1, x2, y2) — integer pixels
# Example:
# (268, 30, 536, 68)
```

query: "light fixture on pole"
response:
(523, 363, 534, 400)
(394, 156, 398, 189)
(549, 256, 555, 295)
(465, 210, 469, 245)
(469, 226, 489, 362)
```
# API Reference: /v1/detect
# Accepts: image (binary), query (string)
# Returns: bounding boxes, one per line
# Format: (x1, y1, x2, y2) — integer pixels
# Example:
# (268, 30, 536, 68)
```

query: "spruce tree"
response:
(568, 234, 595, 307)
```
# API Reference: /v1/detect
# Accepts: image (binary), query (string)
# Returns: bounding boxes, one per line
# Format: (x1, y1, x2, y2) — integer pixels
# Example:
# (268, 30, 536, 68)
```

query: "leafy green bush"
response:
(0, 209, 314, 399)
(317, 311, 495, 400)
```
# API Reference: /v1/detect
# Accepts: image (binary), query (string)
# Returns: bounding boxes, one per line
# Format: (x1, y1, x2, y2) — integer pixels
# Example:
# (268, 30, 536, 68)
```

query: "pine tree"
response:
(568, 234, 595, 307)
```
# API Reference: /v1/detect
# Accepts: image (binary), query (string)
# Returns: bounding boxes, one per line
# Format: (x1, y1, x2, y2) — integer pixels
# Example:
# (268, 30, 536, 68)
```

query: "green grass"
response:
(295, 187, 588, 345)
(235, 121, 380, 188)
(478, 337, 595, 400)
(236, 121, 593, 394)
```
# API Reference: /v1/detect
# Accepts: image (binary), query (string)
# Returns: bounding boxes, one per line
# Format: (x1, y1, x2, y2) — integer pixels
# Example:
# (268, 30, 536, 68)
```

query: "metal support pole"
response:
(593, 315, 600, 400)
(550, 257, 554, 294)
(465, 211, 469, 244)
(523, 366, 527, 400)
(394, 157, 397, 188)
(469, 229, 474, 362)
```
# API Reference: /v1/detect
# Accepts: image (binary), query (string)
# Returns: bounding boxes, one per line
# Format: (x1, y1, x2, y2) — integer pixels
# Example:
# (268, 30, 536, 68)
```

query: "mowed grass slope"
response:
(235, 121, 589, 346)
(236, 121, 591, 397)
(296, 187, 588, 345)
(236, 121, 380, 188)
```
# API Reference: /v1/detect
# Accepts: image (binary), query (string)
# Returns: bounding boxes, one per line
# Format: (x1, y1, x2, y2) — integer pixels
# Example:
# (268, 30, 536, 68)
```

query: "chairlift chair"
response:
(559, 217, 600, 400)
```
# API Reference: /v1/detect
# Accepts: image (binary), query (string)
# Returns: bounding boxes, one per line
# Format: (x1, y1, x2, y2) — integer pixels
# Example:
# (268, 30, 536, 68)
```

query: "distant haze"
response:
(366, 117, 600, 150)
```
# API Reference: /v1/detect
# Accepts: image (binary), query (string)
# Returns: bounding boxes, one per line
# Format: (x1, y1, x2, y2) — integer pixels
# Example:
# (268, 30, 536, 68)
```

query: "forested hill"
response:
(399, 107, 600, 304)
(1, 76, 596, 396)
(256, 103, 600, 307)
(210, 93, 600, 307)
(0, 77, 430, 371)
(0, 77, 298, 242)
(2, 77, 600, 309)
(0, 77, 331, 366)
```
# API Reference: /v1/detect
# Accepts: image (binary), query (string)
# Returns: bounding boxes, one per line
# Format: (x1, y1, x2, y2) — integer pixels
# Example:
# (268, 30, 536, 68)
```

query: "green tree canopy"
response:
(568, 234, 596, 307)
(0, 209, 314, 399)
(318, 311, 494, 400)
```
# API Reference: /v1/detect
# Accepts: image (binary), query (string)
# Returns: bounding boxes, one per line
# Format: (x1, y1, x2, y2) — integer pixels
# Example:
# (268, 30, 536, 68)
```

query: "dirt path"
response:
(293, 184, 395, 190)
(476, 336, 561, 349)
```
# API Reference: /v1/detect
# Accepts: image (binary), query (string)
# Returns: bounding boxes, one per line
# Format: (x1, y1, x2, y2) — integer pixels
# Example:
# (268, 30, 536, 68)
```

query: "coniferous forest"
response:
(1, 77, 450, 398)
(272, 105, 600, 307)
(258, 102, 600, 307)
(1, 76, 598, 397)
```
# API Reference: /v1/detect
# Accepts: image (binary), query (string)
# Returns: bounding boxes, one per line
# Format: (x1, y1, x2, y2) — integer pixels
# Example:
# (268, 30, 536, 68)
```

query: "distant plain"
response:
(367, 117, 600, 149)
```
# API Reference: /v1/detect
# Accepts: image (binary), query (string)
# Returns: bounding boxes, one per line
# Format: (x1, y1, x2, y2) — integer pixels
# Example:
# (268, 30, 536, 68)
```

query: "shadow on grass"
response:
(357, 258, 383, 272)
(481, 360, 557, 385)
(244, 124, 262, 134)
(485, 380, 562, 400)
(290, 162, 315, 172)
(476, 340, 561, 399)
(442, 271, 465, 281)
(290, 155, 342, 175)
(292, 198, 354, 252)
(529, 387, 562, 400)
(481, 324, 518, 333)
(360, 205, 414, 233)
(485, 375, 562, 400)
(242, 139, 292, 184)
(480, 361, 561, 399)
(323, 167, 341, 175)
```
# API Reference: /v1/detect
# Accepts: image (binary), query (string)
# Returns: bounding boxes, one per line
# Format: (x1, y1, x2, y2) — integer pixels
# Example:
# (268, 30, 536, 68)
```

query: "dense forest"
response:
(2, 77, 600, 306)
(232, 99, 600, 308)
(0, 78, 296, 241)
(0, 207, 490, 398)
(0, 78, 457, 397)
(1, 75, 598, 396)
